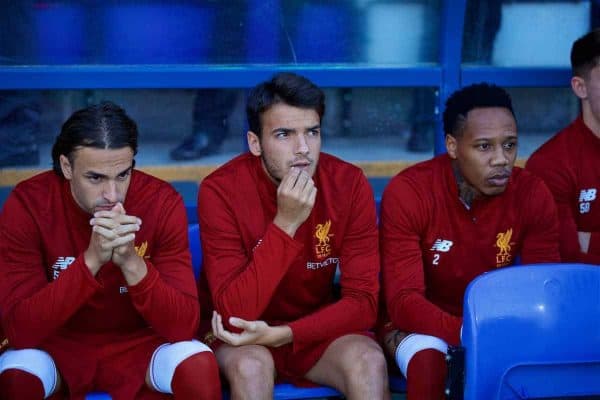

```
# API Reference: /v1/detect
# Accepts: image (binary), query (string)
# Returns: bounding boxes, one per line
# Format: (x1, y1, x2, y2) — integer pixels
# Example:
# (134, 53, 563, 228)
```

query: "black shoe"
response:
(0, 148, 40, 167)
(170, 133, 221, 161)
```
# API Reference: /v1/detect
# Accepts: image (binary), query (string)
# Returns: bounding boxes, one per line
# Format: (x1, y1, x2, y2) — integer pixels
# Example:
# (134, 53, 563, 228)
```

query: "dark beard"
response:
(261, 153, 282, 184)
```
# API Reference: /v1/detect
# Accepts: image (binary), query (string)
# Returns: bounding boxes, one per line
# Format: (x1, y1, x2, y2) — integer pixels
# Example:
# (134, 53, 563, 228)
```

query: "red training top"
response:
(527, 116, 600, 265)
(0, 170, 199, 392)
(198, 152, 380, 354)
(381, 155, 560, 346)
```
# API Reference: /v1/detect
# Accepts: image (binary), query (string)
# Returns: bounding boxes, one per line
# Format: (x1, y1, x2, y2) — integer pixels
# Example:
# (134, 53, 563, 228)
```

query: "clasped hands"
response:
(211, 311, 292, 348)
(84, 202, 145, 280)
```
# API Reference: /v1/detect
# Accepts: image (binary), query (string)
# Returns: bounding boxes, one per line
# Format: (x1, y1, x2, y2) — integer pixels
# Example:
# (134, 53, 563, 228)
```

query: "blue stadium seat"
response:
(272, 383, 341, 399)
(462, 263, 600, 399)
(85, 393, 111, 400)
(223, 383, 342, 400)
(187, 223, 202, 279)
(389, 373, 407, 393)
(170, 181, 200, 225)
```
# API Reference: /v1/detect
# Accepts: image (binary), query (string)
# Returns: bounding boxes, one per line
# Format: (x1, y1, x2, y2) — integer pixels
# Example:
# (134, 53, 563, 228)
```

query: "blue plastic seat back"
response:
(462, 263, 600, 400)
(389, 373, 407, 392)
(272, 383, 341, 399)
(188, 223, 202, 279)
(85, 393, 111, 400)
(221, 382, 342, 399)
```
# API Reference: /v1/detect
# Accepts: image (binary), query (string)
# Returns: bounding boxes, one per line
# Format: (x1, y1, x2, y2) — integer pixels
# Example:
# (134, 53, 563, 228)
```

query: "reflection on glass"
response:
(0, 87, 436, 173)
(0, 0, 441, 66)
(463, 0, 591, 66)
(506, 87, 579, 157)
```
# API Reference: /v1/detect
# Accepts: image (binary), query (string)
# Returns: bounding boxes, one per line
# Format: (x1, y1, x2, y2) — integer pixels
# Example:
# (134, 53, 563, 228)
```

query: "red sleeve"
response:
(0, 193, 100, 348)
(288, 173, 379, 352)
(520, 179, 561, 264)
(380, 177, 461, 346)
(526, 155, 600, 264)
(199, 179, 304, 325)
(127, 191, 200, 342)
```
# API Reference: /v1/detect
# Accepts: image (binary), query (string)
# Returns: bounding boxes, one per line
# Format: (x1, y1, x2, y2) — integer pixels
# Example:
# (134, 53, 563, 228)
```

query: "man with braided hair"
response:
(0, 102, 220, 399)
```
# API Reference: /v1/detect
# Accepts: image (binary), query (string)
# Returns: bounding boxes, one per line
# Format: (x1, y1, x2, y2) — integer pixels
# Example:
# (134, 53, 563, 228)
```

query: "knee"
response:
(345, 341, 388, 378)
(230, 350, 273, 382)
(175, 351, 219, 380)
(395, 334, 448, 378)
(0, 349, 59, 399)
(149, 340, 214, 393)
(172, 352, 221, 399)
(221, 346, 274, 384)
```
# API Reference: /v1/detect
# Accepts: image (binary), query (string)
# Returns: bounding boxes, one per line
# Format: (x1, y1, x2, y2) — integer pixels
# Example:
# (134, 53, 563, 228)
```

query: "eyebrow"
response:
(472, 133, 518, 141)
(271, 127, 295, 135)
(84, 165, 133, 179)
(271, 124, 321, 134)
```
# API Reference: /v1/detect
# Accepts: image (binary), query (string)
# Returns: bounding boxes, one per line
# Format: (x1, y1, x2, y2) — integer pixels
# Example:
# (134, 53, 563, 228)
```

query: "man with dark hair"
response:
(198, 73, 390, 399)
(0, 102, 221, 399)
(380, 83, 560, 399)
(526, 29, 600, 265)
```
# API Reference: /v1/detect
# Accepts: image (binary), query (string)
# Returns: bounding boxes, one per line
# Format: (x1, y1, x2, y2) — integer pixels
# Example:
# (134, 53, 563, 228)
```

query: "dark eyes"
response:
(275, 130, 320, 138)
(86, 169, 130, 183)
(117, 170, 131, 180)
(475, 141, 517, 151)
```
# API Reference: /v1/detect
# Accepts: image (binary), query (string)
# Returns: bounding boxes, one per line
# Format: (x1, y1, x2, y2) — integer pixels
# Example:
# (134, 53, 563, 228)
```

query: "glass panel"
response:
(506, 87, 579, 158)
(463, 0, 592, 66)
(0, 87, 436, 174)
(0, 0, 441, 66)
(323, 87, 437, 160)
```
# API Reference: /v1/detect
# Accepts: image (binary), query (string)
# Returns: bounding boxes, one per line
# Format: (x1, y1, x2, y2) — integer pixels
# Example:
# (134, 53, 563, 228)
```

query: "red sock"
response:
(406, 349, 447, 400)
(0, 368, 46, 400)
(171, 352, 221, 400)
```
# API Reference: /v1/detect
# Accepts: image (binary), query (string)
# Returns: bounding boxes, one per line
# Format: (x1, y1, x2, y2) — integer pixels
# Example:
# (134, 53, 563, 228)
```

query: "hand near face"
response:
(105, 203, 142, 266)
(85, 203, 145, 282)
(273, 167, 317, 237)
(211, 311, 292, 347)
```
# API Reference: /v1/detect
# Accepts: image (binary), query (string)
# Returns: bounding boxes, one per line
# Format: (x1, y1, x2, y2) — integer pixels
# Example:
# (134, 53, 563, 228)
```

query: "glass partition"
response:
(1, 0, 441, 66)
(0, 86, 437, 174)
(506, 87, 579, 158)
(463, 0, 591, 66)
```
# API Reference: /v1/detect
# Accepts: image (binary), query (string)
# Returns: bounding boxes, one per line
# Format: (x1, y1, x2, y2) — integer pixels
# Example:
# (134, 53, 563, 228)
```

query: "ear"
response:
(59, 155, 73, 179)
(446, 134, 458, 159)
(571, 76, 587, 100)
(247, 131, 262, 156)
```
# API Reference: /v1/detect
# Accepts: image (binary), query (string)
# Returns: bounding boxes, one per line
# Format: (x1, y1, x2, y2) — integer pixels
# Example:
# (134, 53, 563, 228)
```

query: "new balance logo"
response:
(579, 188, 596, 214)
(430, 239, 453, 252)
(579, 188, 597, 202)
(51, 256, 75, 280)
